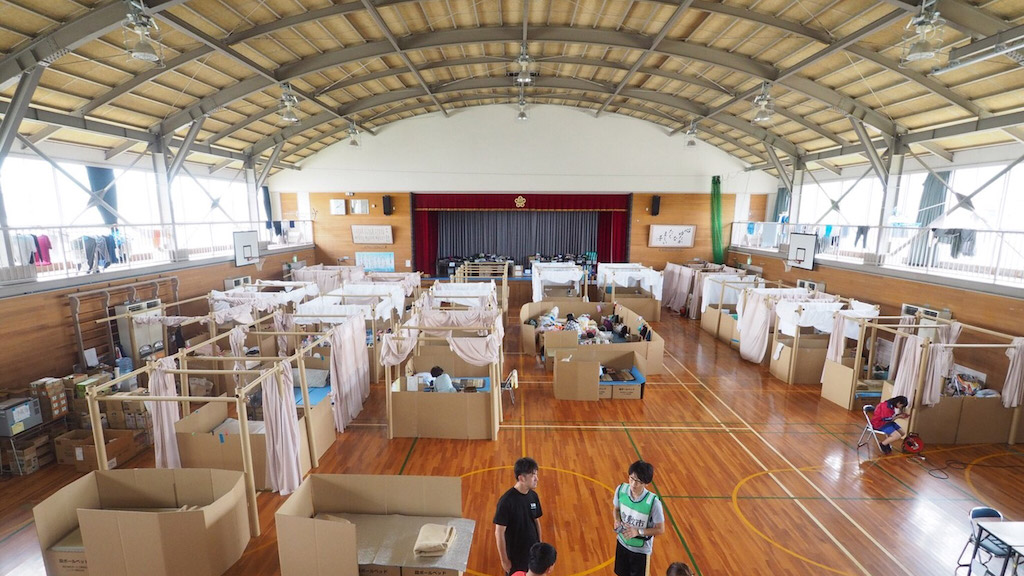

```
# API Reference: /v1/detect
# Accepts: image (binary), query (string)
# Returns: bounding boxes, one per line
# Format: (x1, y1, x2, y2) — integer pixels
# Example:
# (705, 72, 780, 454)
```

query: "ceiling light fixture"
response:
(900, 0, 945, 67)
(515, 86, 528, 122)
(122, 0, 163, 64)
(685, 120, 698, 147)
(348, 121, 360, 147)
(279, 83, 300, 124)
(514, 43, 535, 86)
(751, 82, 774, 124)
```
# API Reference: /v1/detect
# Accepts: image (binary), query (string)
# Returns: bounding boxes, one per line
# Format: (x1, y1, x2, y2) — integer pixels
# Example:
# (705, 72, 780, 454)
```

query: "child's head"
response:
(527, 542, 557, 574)
(666, 563, 693, 576)
(889, 395, 909, 410)
(430, 366, 444, 378)
(566, 313, 575, 322)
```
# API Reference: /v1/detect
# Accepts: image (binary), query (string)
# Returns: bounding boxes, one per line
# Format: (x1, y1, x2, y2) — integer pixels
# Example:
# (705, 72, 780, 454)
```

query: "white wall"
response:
(269, 105, 778, 194)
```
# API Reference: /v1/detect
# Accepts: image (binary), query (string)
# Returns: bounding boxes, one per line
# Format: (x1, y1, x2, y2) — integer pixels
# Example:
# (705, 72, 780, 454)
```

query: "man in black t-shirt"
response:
(494, 457, 543, 576)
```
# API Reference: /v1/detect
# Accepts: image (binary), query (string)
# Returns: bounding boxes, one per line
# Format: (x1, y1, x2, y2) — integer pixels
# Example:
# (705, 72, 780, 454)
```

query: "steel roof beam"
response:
(167, 118, 205, 183)
(0, 0, 192, 91)
(0, 66, 44, 171)
(256, 142, 285, 190)
(596, 0, 695, 116)
(849, 116, 890, 186)
(765, 145, 793, 192)
(204, 106, 281, 146)
(359, 0, 448, 117)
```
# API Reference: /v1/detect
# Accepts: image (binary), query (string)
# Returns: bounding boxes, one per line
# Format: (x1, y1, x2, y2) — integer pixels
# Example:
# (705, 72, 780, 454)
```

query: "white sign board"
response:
(329, 199, 347, 215)
(233, 230, 260, 267)
(351, 225, 394, 244)
(648, 225, 696, 248)
(356, 252, 395, 272)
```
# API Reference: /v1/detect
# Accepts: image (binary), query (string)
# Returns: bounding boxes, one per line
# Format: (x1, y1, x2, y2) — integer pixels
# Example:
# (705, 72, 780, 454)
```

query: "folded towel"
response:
(414, 523, 456, 557)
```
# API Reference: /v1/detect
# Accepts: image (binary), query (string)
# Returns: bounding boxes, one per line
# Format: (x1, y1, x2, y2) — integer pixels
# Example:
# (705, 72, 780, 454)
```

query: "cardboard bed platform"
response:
(520, 302, 664, 374)
(553, 350, 647, 400)
(33, 468, 249, 576)
(277, 474, 474, 576)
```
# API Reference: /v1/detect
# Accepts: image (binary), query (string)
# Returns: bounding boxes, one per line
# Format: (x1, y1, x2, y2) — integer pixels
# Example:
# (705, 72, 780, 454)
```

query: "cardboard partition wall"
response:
(820, 357, 858, 410)
(553, 350, 646, 401)
(768, 333, 830, 385)
(33, 468, 249, 576)
(518, 302, 664, 374)
(277, 475, 471, 576)
(391, 348, 496, 440)
(600, 286, 661, 321)
(174, 400, 313, 490)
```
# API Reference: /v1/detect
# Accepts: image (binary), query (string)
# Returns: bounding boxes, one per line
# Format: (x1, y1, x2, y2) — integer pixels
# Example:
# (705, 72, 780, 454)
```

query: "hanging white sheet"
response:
(892, 334, 924, 401)
(446, 333, 502, 366)
(700, 275, 753, 313)
(431, 281, 498, 308)
(293, 268, 344, 294)
(689, 270, 748, 320)
(1003, 337, 1024, 408)
(328, 284, 404, 321)
(596, 264, 664, 301)
(273, 309, 294, 356)
(888, 315, 916, 381)
(146, 357, 181, 469)
(824, 307, 880, 363)
(229, 326, 248, 387)
(419, 309, 503, 339)
(327, 315, 370, 432)
(531, 263, 585, 302)
(293, 298, 374, 325)
(368, 272, 421, 296)
(661, 264, 688, 312)
(922, 322, 962, 406)
(774, 301, 846, 337)
(261, 363, 302, 495)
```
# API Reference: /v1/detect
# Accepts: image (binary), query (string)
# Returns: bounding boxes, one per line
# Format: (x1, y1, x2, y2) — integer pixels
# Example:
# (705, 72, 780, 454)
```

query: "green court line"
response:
(398, 437, 418, 476)
(623, 425, 703, 576)
(0, 519, 34, 548)
(816, 423, 857, 451)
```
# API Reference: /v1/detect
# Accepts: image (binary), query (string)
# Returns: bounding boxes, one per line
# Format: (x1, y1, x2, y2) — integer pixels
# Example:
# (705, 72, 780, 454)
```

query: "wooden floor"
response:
(4, 300, 1024, 576)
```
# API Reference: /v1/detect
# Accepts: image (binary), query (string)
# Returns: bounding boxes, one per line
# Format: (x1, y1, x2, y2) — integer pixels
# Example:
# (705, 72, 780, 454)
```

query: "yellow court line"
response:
(504, 423, 753, 432)
(663, 351, 882, 576)
(964, 451, 1024, 513)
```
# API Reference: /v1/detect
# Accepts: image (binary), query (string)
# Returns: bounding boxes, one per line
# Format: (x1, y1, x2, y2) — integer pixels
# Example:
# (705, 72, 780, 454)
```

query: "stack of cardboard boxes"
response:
(29, 378, 69, 422)
(1, 434, 53, 475)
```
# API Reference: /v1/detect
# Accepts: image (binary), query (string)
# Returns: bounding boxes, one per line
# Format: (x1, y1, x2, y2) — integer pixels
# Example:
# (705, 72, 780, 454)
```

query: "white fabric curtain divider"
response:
(212, 289, 307, 312)
(775, 301, 846, 337)
(272, 309, 294, 356)
(293, 268, 343, 295)
(379, 314, 421, 367)
(824, 308, 880, 364)
(689, 270, 748, 319)
(531, 265, 585, 302)
(892, 334, 924, 401)
(368, 272, 420, 296)
(446, 333, 502, 366)
(701, 275, 753, 313)
(328, 285, 404, 320)
(213, 304, 255, 325)
(419, 309, 502, 338)
(294, 299, 373, 325)
(133, 315, 191, 327)
(888, 315, 916, 381)
(327, 315, 370, 432)
(229, 326, 248, 387)
(132, 303, 255, 327)
(1003, 338, 1024, 408)
(921, 322, 963, 406)
(146, 357, 181, 469)
(261, 363, 302, 495)
(661, 264, 684, 311)
(318, 265, 366, 282)
(432, 280, 498, 308)
(738, 292, 773, 363)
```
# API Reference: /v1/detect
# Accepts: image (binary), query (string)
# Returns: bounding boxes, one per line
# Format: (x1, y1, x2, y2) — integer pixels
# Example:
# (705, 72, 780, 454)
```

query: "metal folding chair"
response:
(501, 369, 518, 406)
(856, 405, 887, 454)
(956, 506, 1009, 574)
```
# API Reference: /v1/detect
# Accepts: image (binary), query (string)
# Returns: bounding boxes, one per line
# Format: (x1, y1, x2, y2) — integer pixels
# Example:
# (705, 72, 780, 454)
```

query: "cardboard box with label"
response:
(31, 378, 69, 421)
(553, 349, 647, 401)
(52, 429, 136, 471)
(277, 474, 474, 576)
(33, 468, 250, 576)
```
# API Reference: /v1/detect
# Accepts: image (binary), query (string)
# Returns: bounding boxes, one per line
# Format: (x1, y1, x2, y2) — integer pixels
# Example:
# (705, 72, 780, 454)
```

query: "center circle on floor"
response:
(462, 465, 617, 576)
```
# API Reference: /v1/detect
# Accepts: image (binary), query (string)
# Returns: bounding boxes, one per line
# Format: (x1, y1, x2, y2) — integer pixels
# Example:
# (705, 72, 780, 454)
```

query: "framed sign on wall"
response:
(648, 225, 696, 248)
(351, 225, 394, 244)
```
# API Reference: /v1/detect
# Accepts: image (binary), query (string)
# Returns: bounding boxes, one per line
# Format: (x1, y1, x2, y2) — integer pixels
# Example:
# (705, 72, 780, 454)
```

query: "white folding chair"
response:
(856, 405, 887, 454)
(501, 369, 518, 406)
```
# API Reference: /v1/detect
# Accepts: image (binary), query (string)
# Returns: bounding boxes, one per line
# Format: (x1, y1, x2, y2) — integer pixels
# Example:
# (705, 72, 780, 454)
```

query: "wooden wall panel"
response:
(630, 193, 768, 269)
(309, 193, 413, 270)
(732, 250, 1024, 391)
(279, 192, 299, 218)
(0, 248, 313, 391)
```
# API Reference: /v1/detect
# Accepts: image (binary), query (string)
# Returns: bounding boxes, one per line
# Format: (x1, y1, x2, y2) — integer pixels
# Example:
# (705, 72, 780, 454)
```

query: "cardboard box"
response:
(768, 333, 829, 385)
(553, 349, 646, 401)
(53, 429, 133, 471)
(33, 468, 250, 576)
(276, 475, 471, 576)
(612, 384, 643, 399)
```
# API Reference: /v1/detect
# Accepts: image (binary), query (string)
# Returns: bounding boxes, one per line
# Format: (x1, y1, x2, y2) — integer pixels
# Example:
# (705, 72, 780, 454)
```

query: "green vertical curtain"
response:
(710, 175, 725, 264)
(771, 186, 790, 222)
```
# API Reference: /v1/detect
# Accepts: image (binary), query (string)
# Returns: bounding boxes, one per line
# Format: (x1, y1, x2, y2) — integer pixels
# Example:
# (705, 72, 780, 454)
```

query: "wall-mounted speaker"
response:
(383, 195, 394, 216)
(651, 195, 661, 216)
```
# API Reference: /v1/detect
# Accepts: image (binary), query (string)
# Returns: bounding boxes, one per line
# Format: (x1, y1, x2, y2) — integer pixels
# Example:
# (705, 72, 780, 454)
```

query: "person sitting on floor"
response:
(431, 366, 457, 393)
(871, 395, 910, 454)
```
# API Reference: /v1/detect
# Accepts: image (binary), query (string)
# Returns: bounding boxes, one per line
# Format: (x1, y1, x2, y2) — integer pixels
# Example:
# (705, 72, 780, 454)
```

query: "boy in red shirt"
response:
(871, 395, 910, 454)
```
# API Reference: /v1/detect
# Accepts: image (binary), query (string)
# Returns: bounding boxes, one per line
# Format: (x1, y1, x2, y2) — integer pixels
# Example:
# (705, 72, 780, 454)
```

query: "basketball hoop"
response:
(253, 257, 267, 272)
(783, 258, 803, 272)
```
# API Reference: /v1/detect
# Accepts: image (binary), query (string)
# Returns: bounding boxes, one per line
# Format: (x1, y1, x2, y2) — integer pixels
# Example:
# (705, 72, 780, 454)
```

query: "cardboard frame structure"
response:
(452, 261, 510, 320)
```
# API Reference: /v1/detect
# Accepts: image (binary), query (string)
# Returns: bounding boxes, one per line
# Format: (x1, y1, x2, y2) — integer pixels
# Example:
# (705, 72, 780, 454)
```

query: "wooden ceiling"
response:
(2, 0, 1024, 177)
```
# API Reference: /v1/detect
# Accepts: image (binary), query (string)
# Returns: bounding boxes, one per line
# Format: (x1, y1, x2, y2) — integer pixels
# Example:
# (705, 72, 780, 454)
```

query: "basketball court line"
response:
(664, 351, 915, 576)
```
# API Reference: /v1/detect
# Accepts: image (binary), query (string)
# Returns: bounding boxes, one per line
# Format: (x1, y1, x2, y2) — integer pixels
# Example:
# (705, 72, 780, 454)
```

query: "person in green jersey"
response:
(612, 460, 666, 576)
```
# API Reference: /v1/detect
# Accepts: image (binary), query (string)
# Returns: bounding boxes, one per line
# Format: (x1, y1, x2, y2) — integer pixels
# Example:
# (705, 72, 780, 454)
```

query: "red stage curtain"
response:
(412, 193, 631, 273)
